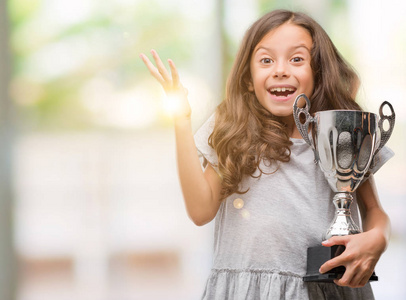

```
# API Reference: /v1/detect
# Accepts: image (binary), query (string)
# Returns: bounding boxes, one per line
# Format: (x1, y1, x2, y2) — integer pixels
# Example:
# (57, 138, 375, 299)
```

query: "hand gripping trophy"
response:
(292, 94, 395, 282)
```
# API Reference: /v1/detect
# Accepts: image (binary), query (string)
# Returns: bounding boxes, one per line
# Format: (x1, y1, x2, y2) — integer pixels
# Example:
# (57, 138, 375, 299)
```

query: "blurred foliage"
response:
(8, 0, 42, 26)
(8, 0, 193, 131)
(259, 0, 289, 13)
(8, 0, 354, 131)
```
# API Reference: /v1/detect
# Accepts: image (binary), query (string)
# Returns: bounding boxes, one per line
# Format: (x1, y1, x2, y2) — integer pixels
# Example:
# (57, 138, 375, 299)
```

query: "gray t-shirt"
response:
(195, 113, 394, 300)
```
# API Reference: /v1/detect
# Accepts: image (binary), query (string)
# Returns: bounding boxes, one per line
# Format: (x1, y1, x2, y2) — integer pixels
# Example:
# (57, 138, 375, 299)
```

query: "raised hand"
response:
(140, 50, 191, 120)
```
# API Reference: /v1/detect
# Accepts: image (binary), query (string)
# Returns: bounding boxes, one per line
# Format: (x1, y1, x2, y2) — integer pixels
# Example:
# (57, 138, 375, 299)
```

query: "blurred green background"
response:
(0, 0, 405, 299)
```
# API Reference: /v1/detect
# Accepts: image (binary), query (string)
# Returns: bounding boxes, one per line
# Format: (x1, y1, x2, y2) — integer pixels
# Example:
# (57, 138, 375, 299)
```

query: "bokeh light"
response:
(233, 198, 244, 209)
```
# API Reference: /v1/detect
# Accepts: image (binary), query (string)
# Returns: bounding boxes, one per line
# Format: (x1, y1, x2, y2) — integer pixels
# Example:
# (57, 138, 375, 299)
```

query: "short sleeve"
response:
(368, 146, 394, 175)
(194, 113, 220, 174)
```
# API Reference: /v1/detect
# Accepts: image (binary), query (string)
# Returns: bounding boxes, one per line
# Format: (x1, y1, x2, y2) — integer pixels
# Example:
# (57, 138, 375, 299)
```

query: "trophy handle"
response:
(293, 94, 318, 157)
(376, 101, 395, 154)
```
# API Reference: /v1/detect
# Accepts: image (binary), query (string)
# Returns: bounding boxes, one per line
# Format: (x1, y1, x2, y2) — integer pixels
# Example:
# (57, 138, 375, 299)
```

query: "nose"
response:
(273, 62, 289, 78)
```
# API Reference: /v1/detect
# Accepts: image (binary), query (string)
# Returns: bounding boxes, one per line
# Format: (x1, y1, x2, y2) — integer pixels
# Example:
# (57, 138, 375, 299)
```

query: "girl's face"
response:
(249, 23, 314, 122)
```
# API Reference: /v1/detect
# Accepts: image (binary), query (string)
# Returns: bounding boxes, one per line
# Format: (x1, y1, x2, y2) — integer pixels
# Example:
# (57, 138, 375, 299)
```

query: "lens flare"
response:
(241, 209, 250, 220)
(162, 93, 182, 115)
(233, 198, 244, 209)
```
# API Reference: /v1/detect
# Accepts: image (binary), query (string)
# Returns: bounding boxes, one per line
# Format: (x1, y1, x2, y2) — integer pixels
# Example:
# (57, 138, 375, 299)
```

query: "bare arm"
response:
(320, 175, 390, 288)
(357, 175, 391, 247)
(140, 50, 222, 225)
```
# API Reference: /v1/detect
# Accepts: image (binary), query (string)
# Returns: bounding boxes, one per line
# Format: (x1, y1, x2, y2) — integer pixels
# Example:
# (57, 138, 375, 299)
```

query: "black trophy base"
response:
(303, 245, 378, 282)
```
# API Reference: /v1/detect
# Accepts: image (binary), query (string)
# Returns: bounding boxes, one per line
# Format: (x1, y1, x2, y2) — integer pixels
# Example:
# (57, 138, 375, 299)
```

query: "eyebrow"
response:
(254, 44, 311, 54)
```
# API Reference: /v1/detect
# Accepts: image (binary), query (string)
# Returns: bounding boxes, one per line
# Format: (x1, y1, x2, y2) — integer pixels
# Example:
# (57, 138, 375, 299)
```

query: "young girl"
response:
(140, 9, 393, 300)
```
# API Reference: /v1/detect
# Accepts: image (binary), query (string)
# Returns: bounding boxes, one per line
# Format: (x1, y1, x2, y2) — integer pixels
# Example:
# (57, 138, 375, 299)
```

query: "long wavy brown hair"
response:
(209, 9, 362, 200)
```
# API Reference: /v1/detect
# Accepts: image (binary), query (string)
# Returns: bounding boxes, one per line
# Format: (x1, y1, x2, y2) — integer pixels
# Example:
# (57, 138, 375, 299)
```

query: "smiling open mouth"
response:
(269, 87, 296, 97)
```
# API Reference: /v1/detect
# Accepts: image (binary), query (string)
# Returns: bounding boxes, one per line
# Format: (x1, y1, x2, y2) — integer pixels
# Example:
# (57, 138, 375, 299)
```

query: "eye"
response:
(260, 58, 273, 64)
(291, 57, 304, 63)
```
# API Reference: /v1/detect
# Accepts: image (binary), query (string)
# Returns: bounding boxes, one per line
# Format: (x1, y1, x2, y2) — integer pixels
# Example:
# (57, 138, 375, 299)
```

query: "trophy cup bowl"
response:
(292, 94, 395, 282)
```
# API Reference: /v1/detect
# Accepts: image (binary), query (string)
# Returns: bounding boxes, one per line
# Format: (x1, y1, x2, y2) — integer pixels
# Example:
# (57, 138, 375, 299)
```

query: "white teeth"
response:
(270, 87, 295, 92)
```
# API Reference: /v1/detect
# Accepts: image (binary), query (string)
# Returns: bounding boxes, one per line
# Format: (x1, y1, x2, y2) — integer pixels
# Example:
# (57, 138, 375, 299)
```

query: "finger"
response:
(334, 263, 373, 288)
(351, 264, 374, 288)
(333, 268, 354, 287)
(319, 256, 344, 274)
(348, 270, 364, 288)
(140, 53, 165, 85)
(151, 49, 171, 83)
(357, 272, 371, 287)
(168, 59, 180, 87)
(322, 236, 348, 247)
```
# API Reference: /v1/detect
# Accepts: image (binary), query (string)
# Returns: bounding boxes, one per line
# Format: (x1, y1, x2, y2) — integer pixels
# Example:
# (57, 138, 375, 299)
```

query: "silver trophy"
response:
(293, 94, 395, 282)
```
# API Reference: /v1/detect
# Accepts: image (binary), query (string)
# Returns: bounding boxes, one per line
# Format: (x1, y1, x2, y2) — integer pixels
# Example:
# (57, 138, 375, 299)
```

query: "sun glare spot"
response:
(162, 94, 182, 116)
